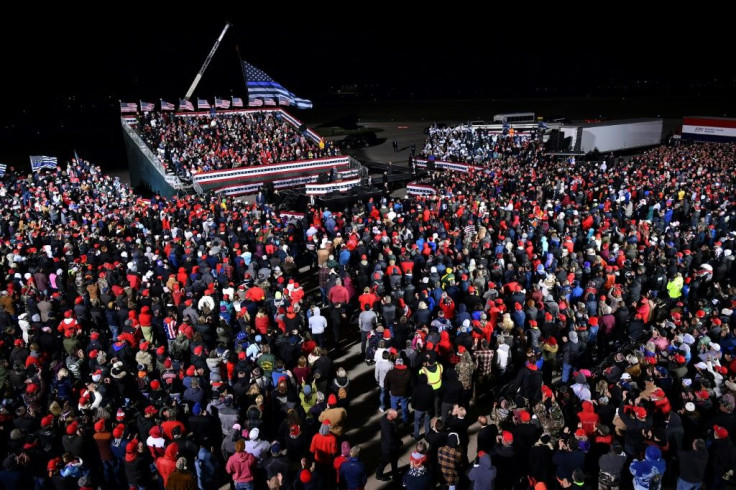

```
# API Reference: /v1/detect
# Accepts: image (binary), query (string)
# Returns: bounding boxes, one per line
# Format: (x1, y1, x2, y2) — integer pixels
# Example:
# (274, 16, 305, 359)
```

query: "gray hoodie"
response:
(467, 453, 497, 490)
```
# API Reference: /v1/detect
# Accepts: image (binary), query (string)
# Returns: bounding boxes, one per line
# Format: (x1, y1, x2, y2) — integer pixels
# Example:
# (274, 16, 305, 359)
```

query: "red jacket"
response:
(154, 443, 178, 487)
(577, 401, 600, 437)
(310, 432, 338, 464)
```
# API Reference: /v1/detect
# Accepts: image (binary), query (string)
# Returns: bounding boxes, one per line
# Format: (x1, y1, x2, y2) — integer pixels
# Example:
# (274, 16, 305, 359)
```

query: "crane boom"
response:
(184, 22, 232, 100)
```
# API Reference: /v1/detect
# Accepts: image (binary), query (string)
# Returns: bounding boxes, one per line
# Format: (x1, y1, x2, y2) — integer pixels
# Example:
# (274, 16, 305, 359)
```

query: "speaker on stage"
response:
(426, 159, 436, 171)
(263, 181, 275, 201)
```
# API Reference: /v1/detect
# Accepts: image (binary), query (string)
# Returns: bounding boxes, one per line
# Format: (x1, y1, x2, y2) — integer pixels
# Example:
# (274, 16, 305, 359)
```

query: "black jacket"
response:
(124, 454, 151, 486)
(385, 366, 412, 397)
(379, 416, 401, 453)
(709, 438, 736, 479)
(677, 447, 708, 483)
(412, 381, 435, 413)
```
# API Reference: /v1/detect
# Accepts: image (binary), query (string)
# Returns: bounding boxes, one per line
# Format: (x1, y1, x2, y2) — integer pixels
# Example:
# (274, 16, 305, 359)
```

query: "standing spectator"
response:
(412, 374, 434, 441)
(225, 439, 256, 490)
(630, 446, 666, 490)
(376, 409, 401, 482)
(155, 442, 179, 488)
(357, 304, 376, 355)
(339, 446, 367, 490)
(402, 451, 433, 490)
(166, 457, 196, 490)
(598, 441, 626, 490)
(308, 306, 327, 348)
(385, 357, 412, 424)
(318, 394, 348, 437)
(124, 439, 151, 490)
(375, 351, 393, 412)
(195, 443, 220, 490)
(709, 425, 736, 489)
(438, 433, 463, 490)
(562, 331, 581, 384)
(309, 420, 338, 481)
(328, 278, 350, 347)
(467, 451, 497, 490)
(676, 439, 707, 490)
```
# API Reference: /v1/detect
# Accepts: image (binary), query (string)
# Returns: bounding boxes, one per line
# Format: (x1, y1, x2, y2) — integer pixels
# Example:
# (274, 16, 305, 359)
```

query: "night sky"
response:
(0, 9, 734, 168)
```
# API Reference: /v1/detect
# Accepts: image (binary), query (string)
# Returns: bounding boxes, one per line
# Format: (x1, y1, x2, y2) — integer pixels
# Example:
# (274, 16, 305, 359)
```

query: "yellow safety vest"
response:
(422, 364, 443, 390)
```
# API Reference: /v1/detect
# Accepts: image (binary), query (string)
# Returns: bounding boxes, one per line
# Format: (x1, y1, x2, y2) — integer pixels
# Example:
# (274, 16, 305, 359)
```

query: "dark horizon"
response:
(1, 11, 735, 169)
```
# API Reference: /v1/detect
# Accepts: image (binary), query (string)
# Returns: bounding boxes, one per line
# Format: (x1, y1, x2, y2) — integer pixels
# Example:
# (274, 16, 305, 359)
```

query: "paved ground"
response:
(297, 129, 487, 489)
(316, 328, 487, 490)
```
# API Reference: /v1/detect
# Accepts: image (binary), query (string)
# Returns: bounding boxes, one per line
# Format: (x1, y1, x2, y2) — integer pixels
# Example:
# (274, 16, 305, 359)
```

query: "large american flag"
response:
(242, 61, 313, 109)
(29, 155, 58, 172)
(231, 96, 244, 107)
(214, 97, 230, 109)
(197, 98, 211, 110)
(140, 100, 155, 112)
(120, 101, 138, 113)
(179, 99, 194, 111)
(160, 99, 175, 111)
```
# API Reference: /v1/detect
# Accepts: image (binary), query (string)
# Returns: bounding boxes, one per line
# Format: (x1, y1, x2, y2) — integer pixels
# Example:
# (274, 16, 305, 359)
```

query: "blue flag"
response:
(0, 163, 7, 177)
(242, 61, 312, 109)
(29, 155, 57, 172)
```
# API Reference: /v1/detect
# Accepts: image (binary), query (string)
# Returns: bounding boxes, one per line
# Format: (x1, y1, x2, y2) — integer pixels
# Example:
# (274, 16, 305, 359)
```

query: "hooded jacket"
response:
(124, 443, 151, 486)
(467, 453, 497, 490)
(155, 442, 178, 487)
(195, 447, 219, 490)
(577, 401, 600, 437)
(629, 446, 666, 490)
(309, 425, 338, 464)
(225, 450, 256, 483)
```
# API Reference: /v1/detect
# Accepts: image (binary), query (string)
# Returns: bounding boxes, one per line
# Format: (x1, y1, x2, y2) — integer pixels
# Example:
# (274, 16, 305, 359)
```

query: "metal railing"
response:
(348, 156, 369, 177)
(121, 118, 185, 190)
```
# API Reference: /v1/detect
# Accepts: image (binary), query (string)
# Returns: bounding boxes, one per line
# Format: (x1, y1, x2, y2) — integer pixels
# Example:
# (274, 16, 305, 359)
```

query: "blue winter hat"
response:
(192, 403, 202, 415)
(645, 445, 661, 461)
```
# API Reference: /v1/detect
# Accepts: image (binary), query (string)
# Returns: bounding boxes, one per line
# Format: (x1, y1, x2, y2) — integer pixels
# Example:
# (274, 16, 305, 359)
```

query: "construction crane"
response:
(184, 22, 232, 100)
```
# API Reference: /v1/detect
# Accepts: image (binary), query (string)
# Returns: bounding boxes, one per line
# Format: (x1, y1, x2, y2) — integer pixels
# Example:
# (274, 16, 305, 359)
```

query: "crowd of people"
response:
(421, 124, 534, 165)
(0, 133, 736, 490)
(136, 111, 340, 178)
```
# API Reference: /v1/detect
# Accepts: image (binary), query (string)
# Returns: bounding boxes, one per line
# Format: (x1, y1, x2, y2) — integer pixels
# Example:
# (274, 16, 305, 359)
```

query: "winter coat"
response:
(629, 446, 666, 490)
(166, 469, 197, 490)
(155, 442, 179, 487)
(467, 453, 497, 490)
(339, 457, 367, 490)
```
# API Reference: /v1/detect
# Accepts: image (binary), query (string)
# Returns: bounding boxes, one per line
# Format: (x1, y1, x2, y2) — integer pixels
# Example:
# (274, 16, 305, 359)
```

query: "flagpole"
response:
(235, 45, 249, 104)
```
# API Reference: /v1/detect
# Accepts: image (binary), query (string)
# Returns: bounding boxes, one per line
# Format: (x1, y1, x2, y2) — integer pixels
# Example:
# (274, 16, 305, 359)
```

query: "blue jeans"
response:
(390, 394, 409, 423)
(101, 459, 117, 484)
(414, 409, 431, 439)
(235, 482, 254, 490)
(313, 333, 325, 347)
(562, 362, 573, 383)
(379, 387, 387, 410)
(676, 479, 701, 490)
